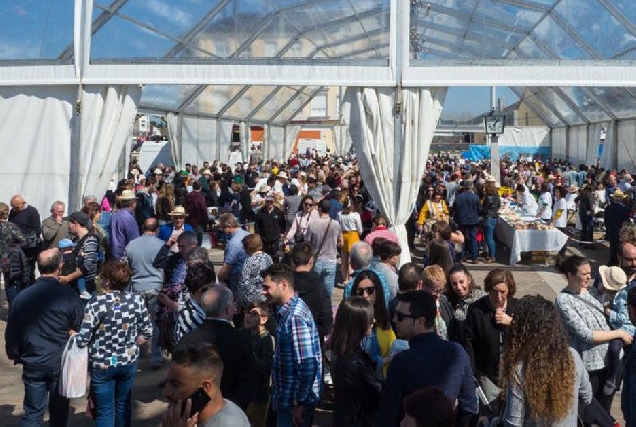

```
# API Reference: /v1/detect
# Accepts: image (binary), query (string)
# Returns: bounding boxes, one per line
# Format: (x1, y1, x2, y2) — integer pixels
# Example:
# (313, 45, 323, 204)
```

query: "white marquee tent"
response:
(3, 0, 636, 259)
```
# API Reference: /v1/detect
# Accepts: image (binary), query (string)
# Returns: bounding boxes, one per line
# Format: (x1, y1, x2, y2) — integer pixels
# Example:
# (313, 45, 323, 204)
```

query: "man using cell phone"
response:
(162, 343, 249, 427)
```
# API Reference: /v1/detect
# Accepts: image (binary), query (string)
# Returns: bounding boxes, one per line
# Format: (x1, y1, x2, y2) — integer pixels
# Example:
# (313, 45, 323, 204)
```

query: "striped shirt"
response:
(272, 295, 322, 409)
(174, 297, 206, 344)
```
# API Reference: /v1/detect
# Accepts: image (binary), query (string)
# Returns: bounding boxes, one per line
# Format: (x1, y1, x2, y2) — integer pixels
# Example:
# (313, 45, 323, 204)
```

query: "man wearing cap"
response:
(453, 181, 482, 263)
(59, 211, 99, 296)
(41, 201, 69, 250)
(251, 185, 271, 214)
(254, 194, 287, 261)
(605, 190, 631, 266)
(376, 290, 477, 426)
(157, 206, 195, 252)
(110, 189, 140, 260)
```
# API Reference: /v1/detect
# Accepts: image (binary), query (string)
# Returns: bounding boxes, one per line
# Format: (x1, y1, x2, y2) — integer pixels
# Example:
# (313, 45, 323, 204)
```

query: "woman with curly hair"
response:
(500, 295, 592, 426)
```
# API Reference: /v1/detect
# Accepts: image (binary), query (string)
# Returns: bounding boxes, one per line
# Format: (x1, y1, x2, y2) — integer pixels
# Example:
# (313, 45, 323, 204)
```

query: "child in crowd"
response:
(598, 265, 630, 395)
(241, 302, 274, 427)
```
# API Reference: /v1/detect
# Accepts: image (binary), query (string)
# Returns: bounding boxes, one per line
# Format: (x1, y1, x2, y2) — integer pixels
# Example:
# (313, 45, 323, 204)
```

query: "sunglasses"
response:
(394, 310, 418, 322)
(304, 203, 313, 207)
(354, 286, 376, 296)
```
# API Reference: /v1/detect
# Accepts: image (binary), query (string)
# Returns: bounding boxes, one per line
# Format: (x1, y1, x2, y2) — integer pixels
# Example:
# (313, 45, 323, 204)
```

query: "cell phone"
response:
(181, 388, 211, 418)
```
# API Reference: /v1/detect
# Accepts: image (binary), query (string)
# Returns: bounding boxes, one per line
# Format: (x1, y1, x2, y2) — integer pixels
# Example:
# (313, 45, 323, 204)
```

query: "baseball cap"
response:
(58, 238, 75, 250)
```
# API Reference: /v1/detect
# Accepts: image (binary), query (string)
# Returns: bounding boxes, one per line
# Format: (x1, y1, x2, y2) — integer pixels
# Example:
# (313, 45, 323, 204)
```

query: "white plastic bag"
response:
(58, 335, 88, 398)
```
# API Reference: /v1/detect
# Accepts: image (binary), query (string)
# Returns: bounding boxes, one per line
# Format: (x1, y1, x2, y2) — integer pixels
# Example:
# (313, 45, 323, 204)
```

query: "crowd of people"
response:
(4, 151, 636, 426)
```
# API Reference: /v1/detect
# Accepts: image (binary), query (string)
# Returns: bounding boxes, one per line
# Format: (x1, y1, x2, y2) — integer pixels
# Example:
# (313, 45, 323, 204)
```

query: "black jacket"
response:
(153, 244, 182, 285)
(5, 277, 83, 370)
(482, 194, 501, 219)
(453, 191, 482, 226)
(176, 319, 255, 410)
(332, 351, 383, 427)
(604, 201, 631, 241)
(464, 295, 518, 384)
(255, 206, 286, 243)
(294, 270, 333, 338)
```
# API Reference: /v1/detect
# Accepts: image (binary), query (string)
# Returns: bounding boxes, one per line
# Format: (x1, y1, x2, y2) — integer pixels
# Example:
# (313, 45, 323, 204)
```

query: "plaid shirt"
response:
(272, 295, 322, 409)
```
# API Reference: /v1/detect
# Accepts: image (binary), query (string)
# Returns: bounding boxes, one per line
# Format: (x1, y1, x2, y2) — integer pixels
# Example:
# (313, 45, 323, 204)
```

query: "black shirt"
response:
(254, 206, 286, 243)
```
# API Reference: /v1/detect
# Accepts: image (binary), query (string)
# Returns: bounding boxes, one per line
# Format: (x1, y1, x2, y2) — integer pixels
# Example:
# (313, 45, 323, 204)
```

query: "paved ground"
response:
(0, 240, 625, 426)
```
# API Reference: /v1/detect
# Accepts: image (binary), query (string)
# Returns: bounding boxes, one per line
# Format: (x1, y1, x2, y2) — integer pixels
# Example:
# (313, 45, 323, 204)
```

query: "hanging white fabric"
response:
(333, 124, 353, 155)
(345, 86, 447, 263)
(0, 86, 75, 215)
(218, 120, 234, 165)
(75, 85, 141, 209)
(284, 125, 302, 160)
(167, 112, 182, 170)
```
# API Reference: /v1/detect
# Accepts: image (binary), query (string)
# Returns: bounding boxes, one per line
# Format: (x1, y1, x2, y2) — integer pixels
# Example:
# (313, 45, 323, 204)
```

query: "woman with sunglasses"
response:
(331, 297, 383, 427)
(350, 269, 395, 378)
(284, 195, 318, 247)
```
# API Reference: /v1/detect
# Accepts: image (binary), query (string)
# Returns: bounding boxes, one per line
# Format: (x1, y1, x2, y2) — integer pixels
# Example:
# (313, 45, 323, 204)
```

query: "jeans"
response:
(6, 283, 18, 306)
(460, 224, 479, 261)
(91, 363, 137, 427)
(193, 225, 204, 247)
(482, 217, 497, 259)
(269, 404, 316, 427)
(580, 212, 594, 243)
(22, 366, 69, 427)
(137, 291, 163, 365)
(313, 259, 337, 299)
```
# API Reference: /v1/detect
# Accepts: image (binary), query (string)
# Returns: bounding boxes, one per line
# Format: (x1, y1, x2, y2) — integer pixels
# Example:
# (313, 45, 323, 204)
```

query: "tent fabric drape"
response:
(218, 120, 234, 164)
(345, 86, 447, 263)
(284, 125, 302, 160)
(333, 124, 353, 155)
(181, 116, 216, 167)
(268, 126, 285, 161)
(167, 112, 182, 170)
(0, 86, 75, 216)
(74, 85, 141, 210)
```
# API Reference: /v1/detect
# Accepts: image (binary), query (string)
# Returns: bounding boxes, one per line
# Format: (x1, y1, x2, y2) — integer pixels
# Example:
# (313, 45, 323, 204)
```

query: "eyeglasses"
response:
(354, 286, 376, 296)
(246, 310, 266, 318)
(394, 310, 418, 322)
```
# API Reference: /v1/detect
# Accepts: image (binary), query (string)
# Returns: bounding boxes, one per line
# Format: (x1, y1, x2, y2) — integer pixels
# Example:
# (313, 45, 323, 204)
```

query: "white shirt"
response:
(519, 191, 538, 217)
(338, 212, 363, 234)
(553, 198, 568, 228)
(538, 192, 552, 220)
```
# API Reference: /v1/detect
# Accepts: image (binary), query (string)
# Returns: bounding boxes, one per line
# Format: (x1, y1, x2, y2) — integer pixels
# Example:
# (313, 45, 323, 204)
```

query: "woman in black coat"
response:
(330, 297, 383, 427)
(464, 268, 518, 413)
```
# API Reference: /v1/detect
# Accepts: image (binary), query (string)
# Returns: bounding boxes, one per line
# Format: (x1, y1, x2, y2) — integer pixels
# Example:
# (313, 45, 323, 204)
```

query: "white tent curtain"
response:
(0, 86, 75, 216)
(167, 112, 182, 170)
(345, 86, 447, 263)
(599, 122, 616, 170)
(218, 120, 234, 165)
(181, 116, 216, 166)
(617, 120, 636, 172)
(284, 125, 302, 160)
(551, 127, 567, 160)
(74, 85, 141, 210)
(567, 125, 587, 166)
(268, 126, 285, 161)
(333, 124, 353, 155)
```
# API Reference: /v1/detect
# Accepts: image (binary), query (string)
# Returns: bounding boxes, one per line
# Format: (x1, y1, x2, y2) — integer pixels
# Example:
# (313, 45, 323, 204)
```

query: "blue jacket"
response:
(157, 223, 194, 242)
(376, 332, 478, 426)
(5, 277, 84, 370)
(453, 191, 482, 226)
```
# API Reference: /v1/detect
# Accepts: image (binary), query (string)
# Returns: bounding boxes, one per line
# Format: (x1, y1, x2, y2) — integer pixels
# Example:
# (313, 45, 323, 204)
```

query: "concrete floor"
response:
(0, 240, 625, 426)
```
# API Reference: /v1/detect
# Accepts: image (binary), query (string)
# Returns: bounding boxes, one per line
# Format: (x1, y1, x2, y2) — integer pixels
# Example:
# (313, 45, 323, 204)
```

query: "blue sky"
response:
(441, 86, 519, 120)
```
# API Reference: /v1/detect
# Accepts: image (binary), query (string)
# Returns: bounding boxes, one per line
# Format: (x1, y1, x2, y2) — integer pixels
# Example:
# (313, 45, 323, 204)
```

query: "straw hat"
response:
(202, 169, 211, 176)
(568, 184, 579, 193)
(486, 176, 497, 183)
(598, 266, 628, 292)
(611, 189, 628, 200)
(277, 171, 288, 179)
(168, 206, 188, 217)
(117, 189, 136, 200)
(258, 185, 271, 193)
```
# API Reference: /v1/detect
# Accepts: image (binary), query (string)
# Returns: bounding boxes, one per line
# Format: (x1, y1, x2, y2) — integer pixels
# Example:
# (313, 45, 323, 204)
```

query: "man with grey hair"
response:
(217, 213, 249, 291)
(125, 217, 165, 368)
(176, 284, 255, 410)
(41, 201, 68, 249)
(343, 241, 392, 307)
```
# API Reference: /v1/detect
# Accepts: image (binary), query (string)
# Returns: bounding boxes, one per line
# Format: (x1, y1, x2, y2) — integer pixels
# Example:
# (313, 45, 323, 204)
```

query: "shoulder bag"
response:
(314, 219, 332, 257)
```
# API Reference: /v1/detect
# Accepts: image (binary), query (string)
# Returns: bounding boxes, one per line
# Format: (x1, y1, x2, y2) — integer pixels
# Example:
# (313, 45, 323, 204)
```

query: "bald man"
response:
(9, 194, 42, 283)
(176, 285, 255, 410)
(6, 248, 83, 426)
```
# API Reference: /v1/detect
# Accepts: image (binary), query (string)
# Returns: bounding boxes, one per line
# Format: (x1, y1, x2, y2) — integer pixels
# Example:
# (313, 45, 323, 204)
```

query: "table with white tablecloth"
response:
(495, 218, 568, 265)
